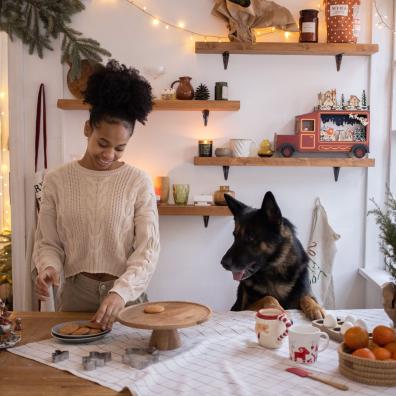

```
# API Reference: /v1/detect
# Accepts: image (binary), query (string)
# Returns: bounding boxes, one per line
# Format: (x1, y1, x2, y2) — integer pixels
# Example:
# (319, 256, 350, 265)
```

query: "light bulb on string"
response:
(152, 18, 159, 26)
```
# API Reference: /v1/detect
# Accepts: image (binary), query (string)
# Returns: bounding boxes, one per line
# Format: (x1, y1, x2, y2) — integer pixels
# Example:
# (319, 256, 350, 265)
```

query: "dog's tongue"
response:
(232, 270, 245, 281)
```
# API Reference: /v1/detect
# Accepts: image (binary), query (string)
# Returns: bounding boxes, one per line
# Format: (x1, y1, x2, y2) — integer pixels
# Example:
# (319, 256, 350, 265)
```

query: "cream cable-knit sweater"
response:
(33, 161, 160, 304)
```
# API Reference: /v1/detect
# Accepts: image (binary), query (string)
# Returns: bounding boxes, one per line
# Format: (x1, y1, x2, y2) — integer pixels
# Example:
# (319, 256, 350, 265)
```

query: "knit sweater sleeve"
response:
(33, 173, 65, 275)
(110, 174, 160, 303)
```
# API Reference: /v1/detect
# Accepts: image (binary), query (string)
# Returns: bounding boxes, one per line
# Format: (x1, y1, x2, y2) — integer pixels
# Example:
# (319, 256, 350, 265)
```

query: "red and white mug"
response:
(255, 308, 292, 349)
(288, 325, 329, 364)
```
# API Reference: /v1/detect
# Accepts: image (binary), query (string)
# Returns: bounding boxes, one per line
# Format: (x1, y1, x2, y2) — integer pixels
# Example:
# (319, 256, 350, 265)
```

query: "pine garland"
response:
(369, 189, 396, 283)
(0, 232, 11, 286)
(0, 0, 111, 79)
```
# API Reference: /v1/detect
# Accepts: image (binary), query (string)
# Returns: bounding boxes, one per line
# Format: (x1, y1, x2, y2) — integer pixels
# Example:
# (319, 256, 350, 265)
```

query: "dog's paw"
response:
(300, 296, 326, 320)
(247, 296, 284, 312)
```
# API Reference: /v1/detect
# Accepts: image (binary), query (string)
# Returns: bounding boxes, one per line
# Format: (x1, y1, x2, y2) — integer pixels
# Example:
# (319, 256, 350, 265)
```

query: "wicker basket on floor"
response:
(338, 342, 396, 386)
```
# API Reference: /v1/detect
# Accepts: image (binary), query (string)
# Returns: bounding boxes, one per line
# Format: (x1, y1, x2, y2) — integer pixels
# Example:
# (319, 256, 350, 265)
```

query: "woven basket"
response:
(338, 343, 396, 386)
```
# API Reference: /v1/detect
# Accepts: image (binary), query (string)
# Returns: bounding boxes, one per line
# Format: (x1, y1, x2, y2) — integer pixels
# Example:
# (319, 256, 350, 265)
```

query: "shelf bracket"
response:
(333, 167, 340, 182)
(222, 165, 230, 180)
(335, 53, 344, 71)
(202, 109, 210, 126)
(203, 216, 210, 227)
(222, 51, 230, 70)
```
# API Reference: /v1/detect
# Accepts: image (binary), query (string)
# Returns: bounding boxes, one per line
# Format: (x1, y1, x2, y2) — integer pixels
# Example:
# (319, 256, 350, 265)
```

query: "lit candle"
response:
(198, 139, 213, 157)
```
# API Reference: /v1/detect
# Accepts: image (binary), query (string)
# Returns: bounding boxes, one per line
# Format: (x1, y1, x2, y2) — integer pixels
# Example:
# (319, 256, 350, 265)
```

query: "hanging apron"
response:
(307, 198, 340, 309)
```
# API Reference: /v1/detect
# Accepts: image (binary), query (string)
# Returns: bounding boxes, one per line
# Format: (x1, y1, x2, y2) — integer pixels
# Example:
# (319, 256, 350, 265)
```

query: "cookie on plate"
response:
(58, 323, 80, 335)
(72, 326, 91, 336)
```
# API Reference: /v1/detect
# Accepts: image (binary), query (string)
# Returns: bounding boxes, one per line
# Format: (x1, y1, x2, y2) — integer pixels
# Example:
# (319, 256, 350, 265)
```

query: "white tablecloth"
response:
(9, 309, 396, 396)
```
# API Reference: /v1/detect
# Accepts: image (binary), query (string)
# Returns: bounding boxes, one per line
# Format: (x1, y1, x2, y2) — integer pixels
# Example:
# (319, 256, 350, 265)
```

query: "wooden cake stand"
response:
(118, 301, 211, 350)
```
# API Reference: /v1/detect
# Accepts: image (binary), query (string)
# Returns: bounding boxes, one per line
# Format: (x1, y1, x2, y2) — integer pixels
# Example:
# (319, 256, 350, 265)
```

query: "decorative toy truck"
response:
(275, 110, 370, 158)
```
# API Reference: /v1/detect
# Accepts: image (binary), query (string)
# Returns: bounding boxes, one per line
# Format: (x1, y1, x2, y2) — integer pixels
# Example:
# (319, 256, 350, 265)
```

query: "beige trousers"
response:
(57, 273, 147, 312)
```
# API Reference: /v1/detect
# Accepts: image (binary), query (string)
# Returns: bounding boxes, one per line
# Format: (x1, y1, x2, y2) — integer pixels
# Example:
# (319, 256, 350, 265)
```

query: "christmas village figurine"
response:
(274, 90, 370, 160)
(0, 298, 21, 349)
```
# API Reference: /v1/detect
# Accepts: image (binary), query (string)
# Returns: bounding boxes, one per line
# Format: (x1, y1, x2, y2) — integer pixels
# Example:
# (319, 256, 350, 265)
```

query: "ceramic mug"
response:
(288, 325, 329, 364)
(173, 184, 189, 205)
(230, 139, 255, 157)
(255, 308, 292, 349)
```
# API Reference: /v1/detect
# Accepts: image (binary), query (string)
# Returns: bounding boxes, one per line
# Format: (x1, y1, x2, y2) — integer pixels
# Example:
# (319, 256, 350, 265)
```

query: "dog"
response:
(221, 192, 325, 320)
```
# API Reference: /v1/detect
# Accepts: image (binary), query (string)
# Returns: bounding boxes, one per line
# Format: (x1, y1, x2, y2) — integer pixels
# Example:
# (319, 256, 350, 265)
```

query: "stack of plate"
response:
(51, 320, 111, 344)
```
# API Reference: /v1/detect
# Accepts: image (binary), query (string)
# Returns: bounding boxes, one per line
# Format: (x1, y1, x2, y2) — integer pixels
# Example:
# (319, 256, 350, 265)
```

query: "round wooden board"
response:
(118, 301, 211, 331)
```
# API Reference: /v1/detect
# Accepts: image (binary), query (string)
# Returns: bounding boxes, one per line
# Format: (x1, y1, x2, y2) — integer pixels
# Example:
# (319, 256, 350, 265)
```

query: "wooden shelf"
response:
(194, 156, 375, 182)
(195, 42, 379, 71)
(157, 204, 231, 227)
(57, 99, 240, 111)
(195, 42, 379, 56)
(194, 156, 375, 167)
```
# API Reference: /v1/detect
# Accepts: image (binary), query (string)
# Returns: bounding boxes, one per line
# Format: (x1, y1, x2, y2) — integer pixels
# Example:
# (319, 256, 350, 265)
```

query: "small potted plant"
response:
(369, 190, 396, 327)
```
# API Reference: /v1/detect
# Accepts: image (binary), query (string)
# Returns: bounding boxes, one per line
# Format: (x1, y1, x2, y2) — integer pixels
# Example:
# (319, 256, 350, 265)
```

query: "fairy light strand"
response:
(373, 0, 395, 32)
(123, 0, 288, 41)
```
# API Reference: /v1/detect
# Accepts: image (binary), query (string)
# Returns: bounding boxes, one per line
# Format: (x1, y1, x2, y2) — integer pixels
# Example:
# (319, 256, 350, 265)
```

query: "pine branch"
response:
(0, 0, 111, 79)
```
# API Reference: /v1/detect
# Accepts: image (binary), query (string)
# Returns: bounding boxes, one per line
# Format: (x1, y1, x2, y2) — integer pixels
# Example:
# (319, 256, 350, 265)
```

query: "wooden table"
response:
(0, 312, 130, 395)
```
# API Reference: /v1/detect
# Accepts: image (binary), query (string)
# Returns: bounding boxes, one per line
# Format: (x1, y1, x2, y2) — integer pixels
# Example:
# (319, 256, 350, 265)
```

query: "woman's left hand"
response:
(92, 292, 125, 330)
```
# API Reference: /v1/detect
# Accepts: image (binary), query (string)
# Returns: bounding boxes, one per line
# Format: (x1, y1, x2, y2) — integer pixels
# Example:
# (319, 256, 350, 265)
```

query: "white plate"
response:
(51, 331, 108, 344)
(51, 320, 111, 339)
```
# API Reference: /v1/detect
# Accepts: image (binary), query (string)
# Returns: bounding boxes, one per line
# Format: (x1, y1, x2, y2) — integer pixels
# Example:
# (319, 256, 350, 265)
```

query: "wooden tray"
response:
(118, 301, 211, 350)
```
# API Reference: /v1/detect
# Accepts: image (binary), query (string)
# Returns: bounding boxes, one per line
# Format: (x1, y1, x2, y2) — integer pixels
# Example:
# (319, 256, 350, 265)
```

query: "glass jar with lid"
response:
(299, 9, 319, 43)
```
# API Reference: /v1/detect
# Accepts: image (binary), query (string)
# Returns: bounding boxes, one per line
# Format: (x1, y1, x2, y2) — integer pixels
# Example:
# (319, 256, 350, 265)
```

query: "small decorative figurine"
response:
(194, 84, 210, 100)
(257, 139, 274, 157)
(0, 298, 21, 349)
(14, 318, 22, 332)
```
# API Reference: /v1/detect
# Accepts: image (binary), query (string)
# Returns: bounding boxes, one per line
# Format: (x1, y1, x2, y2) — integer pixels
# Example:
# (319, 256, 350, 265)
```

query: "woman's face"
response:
(83, 120, 132, 171)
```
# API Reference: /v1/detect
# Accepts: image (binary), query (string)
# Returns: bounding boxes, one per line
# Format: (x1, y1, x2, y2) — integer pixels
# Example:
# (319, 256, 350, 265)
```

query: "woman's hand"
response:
(35, 266, 60, 300)
(92, 292, 125, 330)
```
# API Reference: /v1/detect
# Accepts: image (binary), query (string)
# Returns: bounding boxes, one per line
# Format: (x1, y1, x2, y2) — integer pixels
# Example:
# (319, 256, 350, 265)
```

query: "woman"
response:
(34, 60, 160, 330)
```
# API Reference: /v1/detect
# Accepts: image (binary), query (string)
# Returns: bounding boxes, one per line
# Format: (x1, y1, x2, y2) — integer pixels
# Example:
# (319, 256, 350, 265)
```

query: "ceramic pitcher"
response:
(171, 76, 194, 100)
(255, 308, 292, 349)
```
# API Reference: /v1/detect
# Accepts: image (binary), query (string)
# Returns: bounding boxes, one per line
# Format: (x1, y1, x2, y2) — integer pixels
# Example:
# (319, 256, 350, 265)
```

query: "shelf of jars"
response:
(195, 42, 379, 71)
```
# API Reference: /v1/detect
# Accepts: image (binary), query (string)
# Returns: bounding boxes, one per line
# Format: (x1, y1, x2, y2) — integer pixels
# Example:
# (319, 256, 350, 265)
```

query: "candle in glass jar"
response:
(198, 139, 213, 157)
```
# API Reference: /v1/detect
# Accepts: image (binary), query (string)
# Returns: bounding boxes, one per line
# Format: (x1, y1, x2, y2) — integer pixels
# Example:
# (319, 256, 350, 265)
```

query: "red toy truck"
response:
(275, 110, 370, 158)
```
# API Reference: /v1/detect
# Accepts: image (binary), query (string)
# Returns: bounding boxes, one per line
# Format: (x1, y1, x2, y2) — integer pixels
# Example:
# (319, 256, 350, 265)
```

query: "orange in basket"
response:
(372, 325, 396, 347)
(344, 327, 369, 350)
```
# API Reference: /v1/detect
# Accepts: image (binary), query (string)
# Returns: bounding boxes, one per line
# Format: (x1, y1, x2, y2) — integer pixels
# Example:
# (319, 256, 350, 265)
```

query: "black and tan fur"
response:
(221, 192, 325, 320)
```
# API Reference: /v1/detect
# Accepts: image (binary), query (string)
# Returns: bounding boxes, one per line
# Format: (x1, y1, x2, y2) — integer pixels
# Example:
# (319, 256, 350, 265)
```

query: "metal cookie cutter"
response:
(122, 347, 159, 369)
(52, 349, 69, 363)
(82, 351, 112, 371)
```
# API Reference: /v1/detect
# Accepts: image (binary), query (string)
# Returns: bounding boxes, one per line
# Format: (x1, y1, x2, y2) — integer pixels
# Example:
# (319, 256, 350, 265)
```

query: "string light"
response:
(373, 0, 395, 33)
(123, 0, 281, 41)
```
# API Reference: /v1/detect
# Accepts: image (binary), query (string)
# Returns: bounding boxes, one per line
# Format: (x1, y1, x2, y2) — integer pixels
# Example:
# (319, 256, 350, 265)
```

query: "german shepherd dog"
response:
(221, 192, 325, 320)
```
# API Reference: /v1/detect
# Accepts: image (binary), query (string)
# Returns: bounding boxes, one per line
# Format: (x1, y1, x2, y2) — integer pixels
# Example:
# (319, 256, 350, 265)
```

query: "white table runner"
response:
(9, 309, 396, 396)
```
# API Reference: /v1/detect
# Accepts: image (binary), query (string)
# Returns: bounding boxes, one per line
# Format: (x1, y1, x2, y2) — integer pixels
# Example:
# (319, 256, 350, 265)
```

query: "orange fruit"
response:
(385, 342, 396, 354)
(344, 326, 369, 351)
(372, 325, 396, 346)
(352, 348, 376, 360)
(372, 347, 392, 360)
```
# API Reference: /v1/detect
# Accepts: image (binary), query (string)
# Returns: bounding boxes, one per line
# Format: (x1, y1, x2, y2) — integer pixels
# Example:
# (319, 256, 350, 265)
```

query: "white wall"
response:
(8, 0, 393, 311)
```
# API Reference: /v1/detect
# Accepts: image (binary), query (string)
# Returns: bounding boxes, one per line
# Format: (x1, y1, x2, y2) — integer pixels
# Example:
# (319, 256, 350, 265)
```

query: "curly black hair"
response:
(83, 60, 153, 131)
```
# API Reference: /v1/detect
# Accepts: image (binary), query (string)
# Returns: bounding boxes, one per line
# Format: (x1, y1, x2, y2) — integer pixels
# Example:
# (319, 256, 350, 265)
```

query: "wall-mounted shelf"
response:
(57, 99, 240, 126)
(194, 156, 375, 182)
(195, 42, 379, 71)
(157, 204, 231, 227)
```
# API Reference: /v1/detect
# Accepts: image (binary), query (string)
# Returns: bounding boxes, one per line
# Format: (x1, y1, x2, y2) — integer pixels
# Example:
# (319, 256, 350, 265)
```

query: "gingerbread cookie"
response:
(89, 328, 102, 335)
(58, 323, 80, 335)
(144, 304, 165, 314)
(72, 326, 91, 336)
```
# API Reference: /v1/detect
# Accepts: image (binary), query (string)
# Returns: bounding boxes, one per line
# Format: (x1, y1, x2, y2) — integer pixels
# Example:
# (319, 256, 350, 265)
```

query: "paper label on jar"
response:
(302, 22, 316, 33)
(330, 5, 348, 17)
(222, 86, 228, 100)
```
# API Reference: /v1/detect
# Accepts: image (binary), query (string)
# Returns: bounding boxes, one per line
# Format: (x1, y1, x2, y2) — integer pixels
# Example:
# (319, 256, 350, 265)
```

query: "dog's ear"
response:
(261, 191, 282, 227)
(225, 194, 247, 217)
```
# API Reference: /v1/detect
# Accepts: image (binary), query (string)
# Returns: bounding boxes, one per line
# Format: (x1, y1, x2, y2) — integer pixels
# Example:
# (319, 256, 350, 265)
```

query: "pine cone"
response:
(194, 84, 210, 100)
